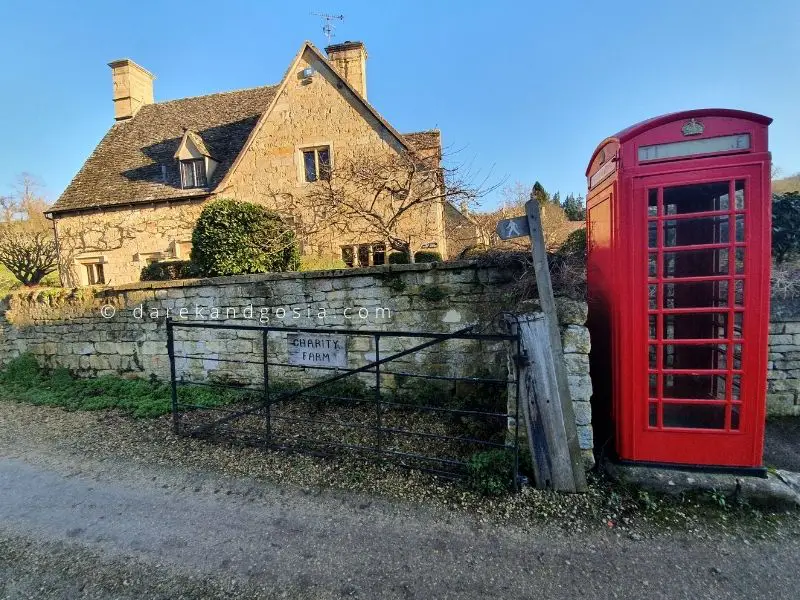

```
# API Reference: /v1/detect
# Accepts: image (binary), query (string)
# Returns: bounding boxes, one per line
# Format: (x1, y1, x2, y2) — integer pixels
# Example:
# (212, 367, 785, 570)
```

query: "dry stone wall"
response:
(768, 296, 800, 416)
(0, 261, 594, 463)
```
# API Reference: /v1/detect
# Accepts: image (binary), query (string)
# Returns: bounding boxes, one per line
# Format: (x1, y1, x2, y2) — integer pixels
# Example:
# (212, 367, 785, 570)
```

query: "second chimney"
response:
(108, 59, 155, 121)
(324, 41, 367, 100)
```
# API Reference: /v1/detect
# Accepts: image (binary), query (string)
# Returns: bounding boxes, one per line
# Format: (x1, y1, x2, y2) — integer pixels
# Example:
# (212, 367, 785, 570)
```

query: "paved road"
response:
(1, 452, 800, 599)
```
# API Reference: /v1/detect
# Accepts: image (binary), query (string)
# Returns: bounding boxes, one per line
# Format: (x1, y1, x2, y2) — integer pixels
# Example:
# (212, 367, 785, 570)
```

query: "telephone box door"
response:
(632, 165, 767, 466)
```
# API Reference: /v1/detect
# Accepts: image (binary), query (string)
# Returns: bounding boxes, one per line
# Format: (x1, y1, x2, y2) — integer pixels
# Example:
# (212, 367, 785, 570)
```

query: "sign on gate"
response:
(287, 332, 348, 368)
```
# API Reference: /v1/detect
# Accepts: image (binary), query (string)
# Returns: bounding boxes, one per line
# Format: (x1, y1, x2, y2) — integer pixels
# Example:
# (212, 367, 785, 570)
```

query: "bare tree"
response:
(0, 173, 57, 286)
(472, 181, 574, 251)
(0, 225, 59, 286)
(304, 146, 493, 262)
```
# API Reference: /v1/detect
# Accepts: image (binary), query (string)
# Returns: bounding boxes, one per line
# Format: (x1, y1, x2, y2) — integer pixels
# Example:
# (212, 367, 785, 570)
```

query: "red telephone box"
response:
(585, 109, 772, 469)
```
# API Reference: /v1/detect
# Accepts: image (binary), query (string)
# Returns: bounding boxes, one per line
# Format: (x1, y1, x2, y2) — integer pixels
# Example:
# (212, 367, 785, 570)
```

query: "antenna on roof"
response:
(311, 12, 344, 43)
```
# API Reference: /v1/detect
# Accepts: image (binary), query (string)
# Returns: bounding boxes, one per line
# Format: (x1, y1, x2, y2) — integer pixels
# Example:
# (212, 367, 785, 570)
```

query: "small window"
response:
(341, 246, 355, 267)
(341, 243, 386, 267)
(302, 146, 331, 182)
(84, 263, 105, 285)
(180, 159, 207, 188)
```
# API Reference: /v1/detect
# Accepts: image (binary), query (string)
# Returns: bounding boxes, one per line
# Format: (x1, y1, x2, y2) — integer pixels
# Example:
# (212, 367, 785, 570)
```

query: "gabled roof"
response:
(174, 129, 214, 159)
(50, 41, 440, 216)
(50, 85, 278, 213)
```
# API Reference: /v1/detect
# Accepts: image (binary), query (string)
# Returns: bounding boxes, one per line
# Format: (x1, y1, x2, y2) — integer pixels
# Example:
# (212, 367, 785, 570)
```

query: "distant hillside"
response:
(773, 174, 800, 194)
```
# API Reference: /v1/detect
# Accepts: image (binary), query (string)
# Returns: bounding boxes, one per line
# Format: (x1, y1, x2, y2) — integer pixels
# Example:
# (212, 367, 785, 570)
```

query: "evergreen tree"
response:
(562, 193, 586, 221)
(531, 181, 550, 205)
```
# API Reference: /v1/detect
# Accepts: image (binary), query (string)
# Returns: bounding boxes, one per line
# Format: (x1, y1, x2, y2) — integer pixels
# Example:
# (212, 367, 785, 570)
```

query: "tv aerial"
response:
(312, 12, 344, 43)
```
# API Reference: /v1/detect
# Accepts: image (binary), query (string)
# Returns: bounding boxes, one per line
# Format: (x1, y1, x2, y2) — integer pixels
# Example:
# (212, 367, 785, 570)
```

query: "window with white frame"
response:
(180, 159, 207, 188)
(302, 146, 331, 182)
(83, 262, 105, 285)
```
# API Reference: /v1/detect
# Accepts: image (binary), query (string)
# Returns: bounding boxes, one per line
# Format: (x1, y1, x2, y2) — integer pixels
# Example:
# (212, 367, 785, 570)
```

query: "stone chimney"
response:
(324, 41, 367, 100)
(108, 59, 155, 120)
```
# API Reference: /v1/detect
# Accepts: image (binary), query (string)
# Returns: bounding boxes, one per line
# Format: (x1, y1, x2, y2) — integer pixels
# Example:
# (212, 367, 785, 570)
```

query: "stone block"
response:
(568, 374, 593, 402)
(140, 341, 166, 355)
(563, 353, 590, 375)
(555, 298, 588, 325)
(561, 325, 591, 354)
(577, 424, 594, 450)
(572, 401, 592, 426)
(767, 393, 800, 416)
(769, 334, 794, 346)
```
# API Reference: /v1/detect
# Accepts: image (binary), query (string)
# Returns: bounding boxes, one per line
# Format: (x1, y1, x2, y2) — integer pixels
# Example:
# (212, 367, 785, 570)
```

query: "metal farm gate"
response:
(166, 319, 522, 487)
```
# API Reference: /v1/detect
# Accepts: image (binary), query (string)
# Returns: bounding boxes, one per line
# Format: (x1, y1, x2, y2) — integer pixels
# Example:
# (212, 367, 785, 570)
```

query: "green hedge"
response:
(190, 198, 300, 277)
(414, 251, 443, 263)
(140, 260, 200, 281)
(388, 251, 410, 264)
(773, 192, 800, 263)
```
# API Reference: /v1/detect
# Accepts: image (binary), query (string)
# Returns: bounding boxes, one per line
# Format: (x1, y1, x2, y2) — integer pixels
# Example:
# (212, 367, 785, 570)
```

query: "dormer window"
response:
(180, 159, 207, 189)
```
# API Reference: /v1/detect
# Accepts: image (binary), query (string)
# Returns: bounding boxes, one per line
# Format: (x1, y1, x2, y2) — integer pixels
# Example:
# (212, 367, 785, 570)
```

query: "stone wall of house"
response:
(768, 296, 800, 416)
(0, 261, 594, 466)
(53, 46, 480, 287)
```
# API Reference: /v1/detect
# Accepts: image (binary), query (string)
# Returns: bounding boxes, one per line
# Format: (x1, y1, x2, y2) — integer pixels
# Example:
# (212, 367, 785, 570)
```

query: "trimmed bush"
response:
(413, 251, 443, 263)
(388, 251, 410, 264)
(190, 198, 300, 277)
(557, 227, 587, 257)
(140, 260, 200, 281)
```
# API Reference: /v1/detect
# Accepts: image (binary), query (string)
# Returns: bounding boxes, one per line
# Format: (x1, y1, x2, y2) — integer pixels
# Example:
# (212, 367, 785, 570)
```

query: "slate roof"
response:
(50, 85, 279, 213)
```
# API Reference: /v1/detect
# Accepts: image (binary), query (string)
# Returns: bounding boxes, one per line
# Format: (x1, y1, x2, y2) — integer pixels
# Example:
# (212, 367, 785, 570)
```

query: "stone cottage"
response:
(46, 40, 483, 286)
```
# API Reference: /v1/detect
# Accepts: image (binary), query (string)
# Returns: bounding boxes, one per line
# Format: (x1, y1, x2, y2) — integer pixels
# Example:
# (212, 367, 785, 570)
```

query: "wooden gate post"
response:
(524, 197, 588, 492)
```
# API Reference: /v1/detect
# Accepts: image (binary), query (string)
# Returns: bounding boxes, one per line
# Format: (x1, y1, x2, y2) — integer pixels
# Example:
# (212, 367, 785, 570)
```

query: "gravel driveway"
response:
(2, 403, 800, 599)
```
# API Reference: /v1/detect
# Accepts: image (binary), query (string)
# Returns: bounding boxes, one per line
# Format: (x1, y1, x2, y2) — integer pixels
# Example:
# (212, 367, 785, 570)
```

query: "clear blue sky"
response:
(1, 0, 798, 210)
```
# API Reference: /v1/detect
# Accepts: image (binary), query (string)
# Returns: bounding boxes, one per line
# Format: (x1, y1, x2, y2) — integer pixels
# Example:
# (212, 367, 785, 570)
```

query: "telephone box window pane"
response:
(648, 222, 657, 248)
(733, 344, 742, 369)
(663, 249, 728, 278)
(662, 403, 725, 429)
(648, 189, 658, 216)
(733, 312, 743, 337)
(735, 215, 745, 242)
(663, 344, 728, 370)
(735, 247, 745, 274)
(649, 285, 657, 309)
(649, 374, 658, 397)
(662, 215, 729, 247)
(663, 374, 726, 400)
(649, 403, 658, 427)
(664, 181, 730, 216)
(734, 280, 745, 306)
(731, 405, 741, 430)
(648, 253, 657, 277)
(649, 315, 657, 339)
(732, 375, 742, 400)
(649, 345, 657, 369)
(663, 312, 729, 340)
(664, 280, 728, 309)
(735, 180, 745, 209)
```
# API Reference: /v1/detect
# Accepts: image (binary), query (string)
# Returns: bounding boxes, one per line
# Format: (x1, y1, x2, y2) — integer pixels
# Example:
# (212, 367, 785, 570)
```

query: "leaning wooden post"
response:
(524, 197, 588, 492)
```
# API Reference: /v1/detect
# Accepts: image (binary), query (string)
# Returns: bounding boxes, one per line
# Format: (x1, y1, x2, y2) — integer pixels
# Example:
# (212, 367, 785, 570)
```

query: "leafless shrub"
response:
(771, 261, 800, 299)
